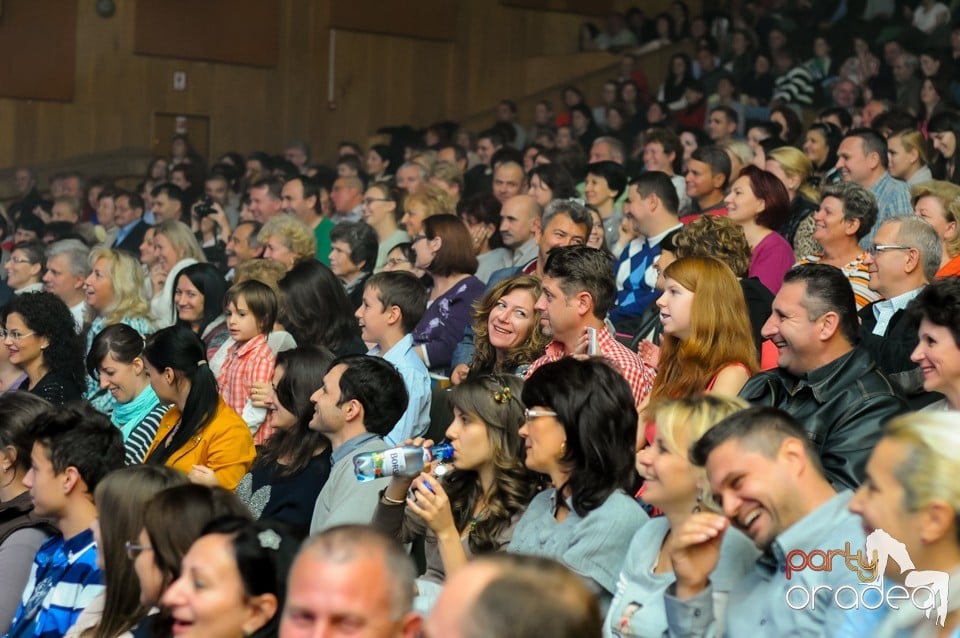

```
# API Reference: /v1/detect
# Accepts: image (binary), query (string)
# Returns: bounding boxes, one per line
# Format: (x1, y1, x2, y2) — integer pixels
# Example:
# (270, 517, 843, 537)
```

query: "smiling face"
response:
(329, 241, 362, 282)
(836, 137, 875, 185)
(269, 365, 297, 430)
(537, 213, 587, 265)
(162, 533, 263, 638)
(723, 175, 766, 226)
(5, 249, 41, 291)
(685, 159, 719, 200)
(931, 130, 957, 160)
(656, 276, 695, 340)
(445, 407, 494, 473)
(760, 281, 823, 375)
(400, 202, 428, 237)
(914, 195, 957, 243)
(355, 285, 393, 345)
(174, 274, 205, 326)
(487, 288, 537, 353)
(643, 142, 675, 174)
(361, 187, 395, 228)
(636, 431, 699, 511)
(98, 352, 148, 404)
(802, 130, 829, 167)
(153, 233, 182, 271)
(706, 439, 802, 550)
(583, 173, 615, 208)
(4, 312, 47, 371)
(84, 257, 116, 313)
(911, 317, 960, 397)
(526, 174, 553, 209)
(811, 195, 857, 247)
(848, 438, 922, 579)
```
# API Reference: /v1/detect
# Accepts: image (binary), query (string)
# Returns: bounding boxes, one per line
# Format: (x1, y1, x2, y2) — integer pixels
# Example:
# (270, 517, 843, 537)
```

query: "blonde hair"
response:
(891, 128, 930, 167)
(722, 139, 754, 169)
(404, 184, 455, 218)
(767, 146, 819, 204)
(88, 247, 152, 325)
(431, 160, 465, 190)
(911, 180, 960, 258)
(648, 394, 750, 510)
(884, 412, 960, 518)
(153, 220, 206, 263)
(257, 215, 316, 263)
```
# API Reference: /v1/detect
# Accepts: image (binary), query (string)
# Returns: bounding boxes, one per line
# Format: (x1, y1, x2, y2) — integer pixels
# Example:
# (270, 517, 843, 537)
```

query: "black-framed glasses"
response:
(385, 257, 410, 267)
(362, 197, 391, 206)
(412, 234, 427, 243)
(124, 541, 152, 560)
(866, 244, 912, 257)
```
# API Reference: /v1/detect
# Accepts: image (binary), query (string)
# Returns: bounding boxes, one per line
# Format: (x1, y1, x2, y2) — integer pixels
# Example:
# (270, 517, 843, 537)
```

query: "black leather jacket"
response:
(739, 348, 907, 491)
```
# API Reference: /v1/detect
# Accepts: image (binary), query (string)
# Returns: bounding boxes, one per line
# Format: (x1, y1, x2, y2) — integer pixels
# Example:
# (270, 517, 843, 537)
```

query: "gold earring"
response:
(559, 441, 567, 456)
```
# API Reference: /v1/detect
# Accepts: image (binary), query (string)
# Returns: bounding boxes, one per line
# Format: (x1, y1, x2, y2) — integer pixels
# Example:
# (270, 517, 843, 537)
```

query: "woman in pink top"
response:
(724, 165, 795, 294)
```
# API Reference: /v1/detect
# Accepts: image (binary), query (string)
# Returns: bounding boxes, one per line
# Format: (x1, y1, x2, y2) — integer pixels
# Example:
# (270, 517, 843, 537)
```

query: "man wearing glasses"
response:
(859, 215, 943, 408)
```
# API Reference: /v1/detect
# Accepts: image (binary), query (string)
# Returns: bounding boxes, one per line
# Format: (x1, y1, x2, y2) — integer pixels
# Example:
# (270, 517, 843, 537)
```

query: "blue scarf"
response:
(110, 384, 160, 442)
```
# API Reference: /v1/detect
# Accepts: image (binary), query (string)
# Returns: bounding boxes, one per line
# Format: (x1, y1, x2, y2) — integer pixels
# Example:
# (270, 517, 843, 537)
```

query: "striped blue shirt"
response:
(4, 528, 104, 638)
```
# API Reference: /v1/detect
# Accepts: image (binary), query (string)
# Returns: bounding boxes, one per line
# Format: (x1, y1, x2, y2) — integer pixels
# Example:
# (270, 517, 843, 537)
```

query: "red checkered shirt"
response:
(525, 326, 655, 408)
(217, 333, 276, 444)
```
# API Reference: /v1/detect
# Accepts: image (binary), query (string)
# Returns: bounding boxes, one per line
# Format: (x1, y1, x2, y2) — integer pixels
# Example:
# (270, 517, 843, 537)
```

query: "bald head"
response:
(424, 561, 503, 638)
(499, 194, 542, 249)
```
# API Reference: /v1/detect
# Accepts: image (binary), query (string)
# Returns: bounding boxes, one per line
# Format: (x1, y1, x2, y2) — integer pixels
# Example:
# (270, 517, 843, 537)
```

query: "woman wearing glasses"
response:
(509, 358, 649, 606)
(362, 183, 408, 272)
(373, 374, 535, 608)
(129, 484, 252, 638)
(797, 181, 881, 310)
(64, 466, 185, 638)
(4, 241, 45, 295)
(4, 292, 85, 404)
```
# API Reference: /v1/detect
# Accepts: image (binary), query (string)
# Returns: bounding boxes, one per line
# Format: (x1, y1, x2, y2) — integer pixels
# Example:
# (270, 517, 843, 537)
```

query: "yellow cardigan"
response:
(145, 398, 256, 490)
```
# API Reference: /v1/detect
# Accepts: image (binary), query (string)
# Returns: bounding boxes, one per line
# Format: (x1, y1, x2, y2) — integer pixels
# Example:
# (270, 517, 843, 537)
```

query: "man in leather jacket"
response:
(739, 264, 907, 491)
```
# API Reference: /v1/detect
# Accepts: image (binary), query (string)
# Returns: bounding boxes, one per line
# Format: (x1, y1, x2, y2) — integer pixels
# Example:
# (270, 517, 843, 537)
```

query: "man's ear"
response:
(63, 466, 82, 497)
(711, 171, 726, 191)
(573, 290, 594, 318)
(386, 304, 403, 327)
(816, 310, 841, 341)
(532, 215, 543, 240)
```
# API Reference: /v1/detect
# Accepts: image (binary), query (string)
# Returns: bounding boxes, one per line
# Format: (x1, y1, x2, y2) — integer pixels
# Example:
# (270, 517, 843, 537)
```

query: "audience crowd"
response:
(2, 1, 960, 635)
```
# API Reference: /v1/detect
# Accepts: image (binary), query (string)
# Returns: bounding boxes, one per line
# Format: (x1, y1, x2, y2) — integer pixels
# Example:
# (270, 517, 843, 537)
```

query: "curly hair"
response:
(444, 375, 536, 553)
(6, 292, 86, 390)
(257, 214, 316, 265)
(88, 246, 152, 325)
(672, 215, 752, 277)
(649, 256, 758, 406)
(911, 180, 960, 259)
(469, 275, 547, 376)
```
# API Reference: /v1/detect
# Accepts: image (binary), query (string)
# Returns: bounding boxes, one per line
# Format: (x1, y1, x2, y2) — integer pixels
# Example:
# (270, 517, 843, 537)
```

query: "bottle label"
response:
(370, 449, 407, 478)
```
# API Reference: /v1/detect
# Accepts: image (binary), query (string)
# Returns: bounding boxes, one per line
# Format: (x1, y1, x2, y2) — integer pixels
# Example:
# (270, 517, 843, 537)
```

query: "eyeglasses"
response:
(524, 408, 558, 421)
(124, 541, 153, 560)
(362, 197, 391, 206)
(411, 234, 427, 243)
(385, 258, 410, 267)
(0, 329, 36, 342)
(866, 244, 912, 257)
(5, 257, 31, 265)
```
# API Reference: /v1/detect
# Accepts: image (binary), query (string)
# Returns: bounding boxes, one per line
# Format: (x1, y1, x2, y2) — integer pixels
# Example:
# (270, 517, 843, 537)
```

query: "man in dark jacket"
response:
(739, 263, 907, 491)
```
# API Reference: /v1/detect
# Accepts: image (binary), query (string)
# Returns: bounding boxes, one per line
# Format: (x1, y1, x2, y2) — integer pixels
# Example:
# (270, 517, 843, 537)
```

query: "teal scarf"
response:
(111, 384, 160, 442)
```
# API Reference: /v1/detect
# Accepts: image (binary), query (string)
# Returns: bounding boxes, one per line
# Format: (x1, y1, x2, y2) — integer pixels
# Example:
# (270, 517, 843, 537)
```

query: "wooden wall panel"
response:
(0, 0, 76, 101)
(330, 0, 456, 41)
(133, 0, 279, 67)
(501, 0, 612, 17)
(0, 0, 703, 182)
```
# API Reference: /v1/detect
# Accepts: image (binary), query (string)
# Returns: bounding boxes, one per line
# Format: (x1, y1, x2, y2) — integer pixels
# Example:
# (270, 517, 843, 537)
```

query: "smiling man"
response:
(664, 406, 865, 637)
(739, 263, 907, 489)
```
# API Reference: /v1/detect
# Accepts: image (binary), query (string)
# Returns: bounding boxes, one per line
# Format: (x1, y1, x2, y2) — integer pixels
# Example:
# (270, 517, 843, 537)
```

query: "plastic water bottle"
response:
(353, 443, 455, 482)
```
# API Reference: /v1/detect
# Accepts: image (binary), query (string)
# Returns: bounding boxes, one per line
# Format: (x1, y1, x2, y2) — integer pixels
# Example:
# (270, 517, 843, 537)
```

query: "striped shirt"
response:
(5, 529, 103, 638)
(216, 334, 276, 445)
(125, 403, 169, 465)
(798, 252, 882, 310)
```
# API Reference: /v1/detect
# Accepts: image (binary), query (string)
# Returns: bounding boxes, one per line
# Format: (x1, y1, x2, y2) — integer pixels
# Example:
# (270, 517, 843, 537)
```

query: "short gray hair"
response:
(46, 239, 91, 278)
(298, 525, 416, 620)
(543, 198, 593, 238)
(592, 136, 625, 162)
(886, 215, 943, 283)
(821, 181, 878, 240)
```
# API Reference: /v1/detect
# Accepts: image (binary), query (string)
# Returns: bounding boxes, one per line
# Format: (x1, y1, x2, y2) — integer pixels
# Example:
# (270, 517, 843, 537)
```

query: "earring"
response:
(559, 441, 567, 456)
(692, 493, 702, 514)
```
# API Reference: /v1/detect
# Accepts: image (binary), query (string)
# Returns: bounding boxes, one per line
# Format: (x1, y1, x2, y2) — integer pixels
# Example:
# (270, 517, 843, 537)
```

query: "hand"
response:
(406, 472, 457, 538)
(188, 465, 219, 486)
(469, 224, 490, 253)
(670, 512, 728, 599)
(384, 438, 435, 501)
(638, 340, 660, 369)
(571, 328, 596, 361)
(450, 364, 470, 386)
(250, 381, 273, 408)
(209, 201, 232, 234)
(149, 264, 168, 295)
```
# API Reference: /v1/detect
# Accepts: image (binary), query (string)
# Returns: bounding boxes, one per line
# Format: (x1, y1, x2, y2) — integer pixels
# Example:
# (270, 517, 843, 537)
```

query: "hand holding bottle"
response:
(406, 472, 457, 540)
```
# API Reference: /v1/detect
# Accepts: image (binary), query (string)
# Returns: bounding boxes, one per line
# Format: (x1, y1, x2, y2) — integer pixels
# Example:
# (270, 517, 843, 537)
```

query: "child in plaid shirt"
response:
(216, 280, 278, 445)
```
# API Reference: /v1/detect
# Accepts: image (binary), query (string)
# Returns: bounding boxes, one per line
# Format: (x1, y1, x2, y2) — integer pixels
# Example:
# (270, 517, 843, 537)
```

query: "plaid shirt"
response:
(6, 529, 103, 638)
(217, 333, 276, 444)
(525, 326, 655, 408)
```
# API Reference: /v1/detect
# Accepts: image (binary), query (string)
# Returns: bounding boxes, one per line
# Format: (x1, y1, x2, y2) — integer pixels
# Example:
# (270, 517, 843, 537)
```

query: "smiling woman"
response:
(908, 277, 960, 410)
